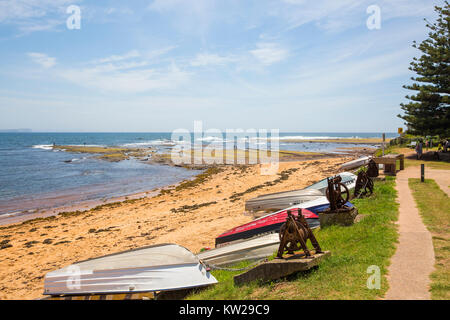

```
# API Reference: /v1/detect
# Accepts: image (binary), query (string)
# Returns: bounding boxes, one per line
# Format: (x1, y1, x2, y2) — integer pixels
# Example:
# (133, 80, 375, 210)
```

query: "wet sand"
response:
(0, 156, 353, 300)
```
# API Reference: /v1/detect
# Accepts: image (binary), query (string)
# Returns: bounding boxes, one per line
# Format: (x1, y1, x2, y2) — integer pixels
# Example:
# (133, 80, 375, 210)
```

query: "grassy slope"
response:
(187, 177, 399, 300)
(409, 179, 450, 300)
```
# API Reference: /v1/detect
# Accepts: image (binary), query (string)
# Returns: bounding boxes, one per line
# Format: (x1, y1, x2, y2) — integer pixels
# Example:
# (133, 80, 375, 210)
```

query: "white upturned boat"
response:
(43, 243, 217, 296)
(198, 233, 280, 267)
(245, 172, 357, 214)
(245, 189, 323, 213)
(304, 171, 357, 194)
(340, 157, 371, 170)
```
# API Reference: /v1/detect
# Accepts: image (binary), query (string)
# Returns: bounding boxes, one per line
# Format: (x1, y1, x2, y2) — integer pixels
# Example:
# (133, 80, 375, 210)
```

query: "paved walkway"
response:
(385, 166, 436, 300)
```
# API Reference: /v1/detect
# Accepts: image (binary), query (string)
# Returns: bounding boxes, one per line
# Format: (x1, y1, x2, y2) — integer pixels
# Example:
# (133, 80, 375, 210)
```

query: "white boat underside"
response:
(245, 189, 323, 213)
(44, 243, 217, 296)
(340, 157, 371, 170)
(245, 172, 357, 213)
(198, 233, 280, 267)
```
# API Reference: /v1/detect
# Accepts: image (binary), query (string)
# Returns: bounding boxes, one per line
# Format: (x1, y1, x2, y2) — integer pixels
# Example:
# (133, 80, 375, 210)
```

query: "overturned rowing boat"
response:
(245, 189, 323, 214)
(198, 233, 280, 267)
(245, 172, 357, 214)
(215, 207, 320, 247)
(43, 243, 217, 296)
(304, 171, 357, 194)
(340, 157, 371, 170)
(217, 197, 355, 247)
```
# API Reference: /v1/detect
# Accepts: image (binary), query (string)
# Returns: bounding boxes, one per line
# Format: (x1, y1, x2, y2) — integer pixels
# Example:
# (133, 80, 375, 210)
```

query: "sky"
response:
(0, 0, 441, 132)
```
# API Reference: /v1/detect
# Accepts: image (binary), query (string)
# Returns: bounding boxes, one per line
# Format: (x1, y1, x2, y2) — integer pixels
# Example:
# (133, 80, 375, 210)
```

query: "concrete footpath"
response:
(385, 166, 436, 300)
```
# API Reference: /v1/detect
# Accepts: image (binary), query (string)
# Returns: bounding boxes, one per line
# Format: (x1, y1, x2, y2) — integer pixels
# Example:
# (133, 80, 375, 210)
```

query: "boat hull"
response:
(198, 233, 280, 267)
(43, 243, 217, 296)
(216, 198, 354, 247)
(245, 172, 357, 213)
(245, 189, 323, 213)
(215, 208, 319, 247)
(340, 157, 370, 170)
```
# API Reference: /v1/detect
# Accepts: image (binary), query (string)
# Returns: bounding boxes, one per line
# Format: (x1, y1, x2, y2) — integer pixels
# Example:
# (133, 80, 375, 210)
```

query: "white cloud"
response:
(104, 7, 134, 16)
(250, 43, 288, 65)
(59, 62, 189, 93)
(57, 48, 188, 93)
(190, 53, 237, 67)
(0, 0, 77, 21)
(90, 47, 176, 65)
(279, 0, 435, 32)
(0, 0, 81, 34)
(95, 50, 140, 64)
(148, 0, 216, 36)
(28, 52, 56, 68)
(23, 47, 189, 94)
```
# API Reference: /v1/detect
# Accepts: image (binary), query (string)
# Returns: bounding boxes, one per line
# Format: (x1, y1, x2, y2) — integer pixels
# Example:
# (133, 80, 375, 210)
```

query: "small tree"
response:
(398, 1, 450, 137)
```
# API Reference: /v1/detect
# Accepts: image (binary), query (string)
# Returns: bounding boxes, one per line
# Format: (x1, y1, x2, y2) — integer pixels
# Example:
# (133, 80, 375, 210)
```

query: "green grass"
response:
(187, 177, 399, 300)
(409, 178, 450, 300)
(404, 159, 450, 170)
(374, 146, 450, 170)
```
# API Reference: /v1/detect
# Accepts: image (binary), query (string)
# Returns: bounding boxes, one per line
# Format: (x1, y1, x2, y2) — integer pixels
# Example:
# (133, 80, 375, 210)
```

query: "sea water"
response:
(0, 132, 397, 216)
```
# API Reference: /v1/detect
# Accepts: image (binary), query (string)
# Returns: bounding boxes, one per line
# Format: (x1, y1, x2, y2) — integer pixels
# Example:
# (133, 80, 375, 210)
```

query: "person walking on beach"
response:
(416, 140, 423, 160)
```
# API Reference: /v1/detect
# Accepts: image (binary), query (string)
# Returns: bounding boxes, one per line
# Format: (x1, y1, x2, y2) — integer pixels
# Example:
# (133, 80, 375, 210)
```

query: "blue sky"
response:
(0, 0, 440, 132)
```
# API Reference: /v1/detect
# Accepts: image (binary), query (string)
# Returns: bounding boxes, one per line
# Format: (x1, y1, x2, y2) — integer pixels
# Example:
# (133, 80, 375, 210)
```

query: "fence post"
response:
(421, 164, 425, 182)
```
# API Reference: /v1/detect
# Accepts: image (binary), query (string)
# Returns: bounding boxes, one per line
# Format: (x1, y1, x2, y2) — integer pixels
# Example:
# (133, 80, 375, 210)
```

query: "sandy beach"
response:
(0, 155, 353, 300)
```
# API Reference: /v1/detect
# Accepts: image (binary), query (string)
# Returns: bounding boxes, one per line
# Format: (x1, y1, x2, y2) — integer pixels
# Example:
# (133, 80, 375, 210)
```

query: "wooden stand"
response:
(233, 251, 330, 286)
(318, 207, 359, 227)
(373, 154, 404, 176)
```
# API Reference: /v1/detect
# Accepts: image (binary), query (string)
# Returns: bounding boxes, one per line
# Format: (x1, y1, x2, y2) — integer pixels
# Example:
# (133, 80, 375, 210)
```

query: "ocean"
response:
(0, 132, 397, 218)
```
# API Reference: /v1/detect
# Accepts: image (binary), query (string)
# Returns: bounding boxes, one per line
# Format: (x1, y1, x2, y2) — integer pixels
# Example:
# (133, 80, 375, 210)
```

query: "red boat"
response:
(215, 208, 318, 247)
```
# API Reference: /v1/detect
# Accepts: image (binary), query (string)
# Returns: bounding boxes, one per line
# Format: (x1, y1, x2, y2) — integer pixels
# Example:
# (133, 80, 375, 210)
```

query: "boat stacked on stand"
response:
(303, 171, 357, 194)
(215, 207, 326, 247)
(210, 172, 357, 259)
(206, 199, 354, 265)
(340, 157, 371, 171)
(245, 172, 357, 216)
(245, 189, 323, 214)
(198, 233, 280, 267)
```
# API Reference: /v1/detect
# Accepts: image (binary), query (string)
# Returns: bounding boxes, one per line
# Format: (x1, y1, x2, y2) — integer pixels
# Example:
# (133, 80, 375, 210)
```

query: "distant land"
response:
(0, 129, 32, 133)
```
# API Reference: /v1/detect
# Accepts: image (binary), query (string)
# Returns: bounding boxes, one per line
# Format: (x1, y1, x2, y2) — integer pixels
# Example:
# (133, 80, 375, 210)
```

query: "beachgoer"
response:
(415, 140, 423, 160)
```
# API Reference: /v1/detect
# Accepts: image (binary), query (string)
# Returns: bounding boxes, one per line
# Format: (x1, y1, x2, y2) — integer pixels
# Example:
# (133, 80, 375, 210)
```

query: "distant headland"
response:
(0, 129, 32, 133)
